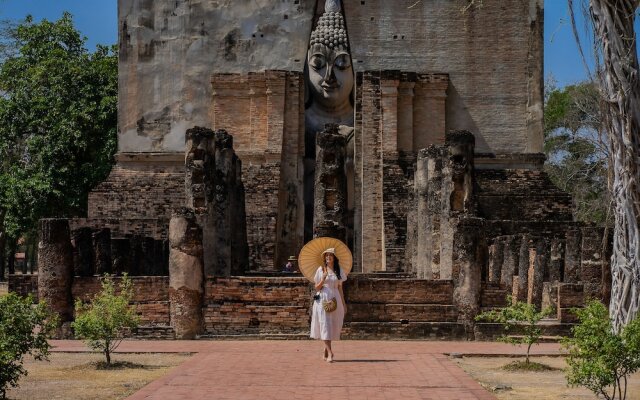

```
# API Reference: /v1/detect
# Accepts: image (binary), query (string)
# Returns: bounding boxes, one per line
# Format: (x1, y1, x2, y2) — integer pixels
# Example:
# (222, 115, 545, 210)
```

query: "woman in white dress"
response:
(310, 248, 347, 362)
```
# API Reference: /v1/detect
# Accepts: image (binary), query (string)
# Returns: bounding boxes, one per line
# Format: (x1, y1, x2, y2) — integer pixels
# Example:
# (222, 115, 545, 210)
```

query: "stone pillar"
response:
(580, 226, 605, 300)
(185, 126, 248, 277)
(72, 227, 94, 277)
(111, 238, 131, 275)
(446, 131, 475, 214)
(185, 126, 213, 211)
(513, 234, 531, 302)
(169, 208, 204, 339)
(488, 238, 504, 283)
(397, 79, 415, 152)
(415, 149, 433, 279)
(359, 71, 385, 272)
(500, 235, 519, 292)
(453, 218, 484, 339)
(313, 124, 348, 241)
(527, 239, 548, 308)
(38, 219, 74, 334)
(549, 238, 564, 283)
(381, 75, 399, 156)
(93, 228, 111, 275)
(209, 129, 248, 276)
(564, 229, 581, 283)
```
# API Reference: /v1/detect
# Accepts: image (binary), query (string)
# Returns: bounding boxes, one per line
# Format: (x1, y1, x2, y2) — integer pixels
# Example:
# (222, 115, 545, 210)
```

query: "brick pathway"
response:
(50, 340, 564, 400)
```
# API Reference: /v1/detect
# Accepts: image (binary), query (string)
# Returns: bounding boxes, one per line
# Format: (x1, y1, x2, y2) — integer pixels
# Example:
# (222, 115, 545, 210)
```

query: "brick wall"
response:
(476, 169, 573, 221)
(204, 276, 313, 335)
(88, 159, 185, 221)
(73, 276, 171, 325)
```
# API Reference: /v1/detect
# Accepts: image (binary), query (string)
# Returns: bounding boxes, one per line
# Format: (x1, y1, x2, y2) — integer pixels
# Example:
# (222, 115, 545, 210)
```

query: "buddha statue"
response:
(304, 0, 354, 241)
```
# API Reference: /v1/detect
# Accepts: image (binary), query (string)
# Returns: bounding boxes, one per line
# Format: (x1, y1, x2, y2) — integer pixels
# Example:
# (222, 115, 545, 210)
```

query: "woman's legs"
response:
(323, 340, 333, 362)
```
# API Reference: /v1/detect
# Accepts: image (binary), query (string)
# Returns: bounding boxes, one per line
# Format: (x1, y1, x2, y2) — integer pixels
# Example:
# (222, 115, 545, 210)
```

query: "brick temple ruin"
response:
(9, 0, 611, 340)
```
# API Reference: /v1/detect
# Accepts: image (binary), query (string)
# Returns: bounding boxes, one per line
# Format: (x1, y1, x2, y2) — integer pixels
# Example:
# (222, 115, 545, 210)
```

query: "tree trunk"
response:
(0, 231, 5, 282)
(7, 238, 16, 275)
(0, 210, 5, 281)
(589, 0, 640, 332)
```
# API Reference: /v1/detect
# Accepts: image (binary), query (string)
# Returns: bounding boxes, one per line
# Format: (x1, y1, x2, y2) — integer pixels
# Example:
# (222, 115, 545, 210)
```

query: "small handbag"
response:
(322, 297, 337, 313)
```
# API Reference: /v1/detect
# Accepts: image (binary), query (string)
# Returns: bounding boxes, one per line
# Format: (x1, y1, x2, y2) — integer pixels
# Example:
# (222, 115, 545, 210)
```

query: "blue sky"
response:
(1, 1, 591, 88)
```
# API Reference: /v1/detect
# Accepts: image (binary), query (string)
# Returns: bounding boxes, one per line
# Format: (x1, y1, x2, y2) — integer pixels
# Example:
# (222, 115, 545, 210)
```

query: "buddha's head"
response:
(306, 1, 353, 112)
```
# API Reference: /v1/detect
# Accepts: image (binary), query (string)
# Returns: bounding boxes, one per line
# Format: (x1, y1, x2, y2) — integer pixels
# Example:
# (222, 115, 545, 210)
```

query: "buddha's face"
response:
(307, 44, 353, 110)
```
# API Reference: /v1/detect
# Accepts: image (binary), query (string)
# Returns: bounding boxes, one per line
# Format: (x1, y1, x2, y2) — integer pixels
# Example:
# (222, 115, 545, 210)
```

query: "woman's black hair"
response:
(325, 254, 342, 280)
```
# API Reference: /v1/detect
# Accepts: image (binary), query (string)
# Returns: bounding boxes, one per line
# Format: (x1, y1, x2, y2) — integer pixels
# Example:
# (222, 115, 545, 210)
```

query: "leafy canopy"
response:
(543, 80, 609, 225)
(0, 12, 117, 239)
(562, 301, 640, 400)
(0, 293, 57, 399)
(73, 274, 140, 365)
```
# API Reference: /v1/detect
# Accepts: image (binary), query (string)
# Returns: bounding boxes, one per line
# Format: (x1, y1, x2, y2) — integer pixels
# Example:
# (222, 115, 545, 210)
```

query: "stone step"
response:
(346, 304, 458, 323)
(133, 325, 175, 340)
(342, 321, 467, 340)
(198, 333, 310, 340)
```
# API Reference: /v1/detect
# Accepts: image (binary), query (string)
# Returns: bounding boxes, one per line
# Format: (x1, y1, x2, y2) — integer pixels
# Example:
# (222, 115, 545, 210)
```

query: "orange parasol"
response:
(298, 237, 353, 283)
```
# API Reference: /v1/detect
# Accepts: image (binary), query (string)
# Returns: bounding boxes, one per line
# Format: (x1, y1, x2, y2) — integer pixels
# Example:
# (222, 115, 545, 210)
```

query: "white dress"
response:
(310, 266, 347, 340)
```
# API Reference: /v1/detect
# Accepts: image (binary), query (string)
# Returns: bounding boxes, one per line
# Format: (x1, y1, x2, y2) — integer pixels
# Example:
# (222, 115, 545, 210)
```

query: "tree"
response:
(0, 293, 56, 399)
(475, 296, 553, 366)
(563, 300, 640, 400)
(569, 0, 640, 332)
(544, 80, 610, 225)
(0, 13, 117, 270)
(72, 275, 140, 365)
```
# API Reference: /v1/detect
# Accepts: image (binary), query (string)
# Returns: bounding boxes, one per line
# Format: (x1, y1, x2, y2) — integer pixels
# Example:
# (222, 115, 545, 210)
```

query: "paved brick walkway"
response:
(51, 340, 564, 400)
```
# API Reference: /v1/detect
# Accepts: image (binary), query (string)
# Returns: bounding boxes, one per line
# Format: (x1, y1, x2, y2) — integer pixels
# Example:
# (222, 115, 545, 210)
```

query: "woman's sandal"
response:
(326, 352, 334, 363)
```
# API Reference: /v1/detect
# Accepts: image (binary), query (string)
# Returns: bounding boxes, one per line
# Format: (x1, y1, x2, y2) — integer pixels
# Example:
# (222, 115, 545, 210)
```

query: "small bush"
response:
(562, 300, 640, 400)
(73, 274, 140, 365)
(476, 296, 553, 365)
(0, 293, 56, 399)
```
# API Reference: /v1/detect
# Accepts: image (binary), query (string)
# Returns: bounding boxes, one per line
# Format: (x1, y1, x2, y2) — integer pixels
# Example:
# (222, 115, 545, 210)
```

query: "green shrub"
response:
(0, 293, 56, 399)
(72, 274, 140, 365)
(476, 296, 553, 364)
(562, 300, 640, 400)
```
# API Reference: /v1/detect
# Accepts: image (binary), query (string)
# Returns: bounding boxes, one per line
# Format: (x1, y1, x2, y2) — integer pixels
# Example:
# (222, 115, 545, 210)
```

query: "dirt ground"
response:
(6, 352, 192, 400)
(455, 356, 640, 400)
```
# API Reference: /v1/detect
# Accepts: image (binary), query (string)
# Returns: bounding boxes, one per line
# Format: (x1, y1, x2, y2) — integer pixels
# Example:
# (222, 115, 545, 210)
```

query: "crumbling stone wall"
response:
(184, 126, 249, 276)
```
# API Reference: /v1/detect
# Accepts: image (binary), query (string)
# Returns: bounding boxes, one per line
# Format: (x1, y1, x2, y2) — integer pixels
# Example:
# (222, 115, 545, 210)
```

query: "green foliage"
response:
(73, 275, 140, 365)
(0, 12, 117, 240)
(543, 80, 610, 225)
(0, 293, 56, 399)
(475, 296, 553, 364)
(562, 301, 640, 400)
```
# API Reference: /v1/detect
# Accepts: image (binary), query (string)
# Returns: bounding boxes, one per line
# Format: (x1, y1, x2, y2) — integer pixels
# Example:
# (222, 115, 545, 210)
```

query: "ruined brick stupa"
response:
(20, 0, 611, 339)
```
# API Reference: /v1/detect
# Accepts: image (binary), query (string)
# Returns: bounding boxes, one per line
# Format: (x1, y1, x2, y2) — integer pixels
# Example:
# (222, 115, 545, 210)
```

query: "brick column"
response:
(381, 77, 399, 156)
(169, 208, 204, 339)
(360, 72, 385, 272)
(38, 219, 74, 337)
(453, 218, 484, 339)
(397, 80, 415, 152)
